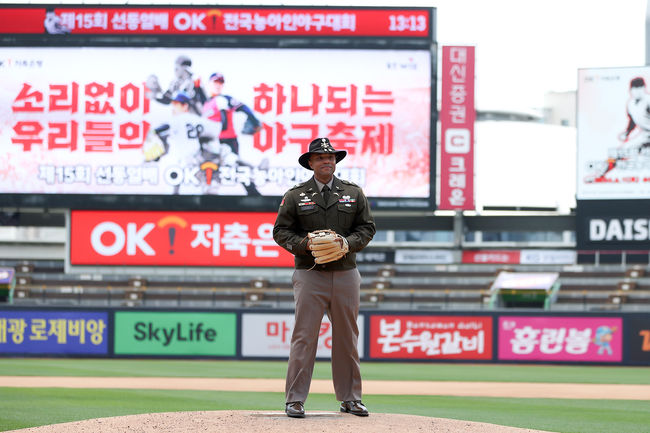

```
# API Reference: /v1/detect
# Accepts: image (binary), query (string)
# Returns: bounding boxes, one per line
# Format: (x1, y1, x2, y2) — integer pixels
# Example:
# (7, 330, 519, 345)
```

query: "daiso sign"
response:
(69, 210, 294, 267)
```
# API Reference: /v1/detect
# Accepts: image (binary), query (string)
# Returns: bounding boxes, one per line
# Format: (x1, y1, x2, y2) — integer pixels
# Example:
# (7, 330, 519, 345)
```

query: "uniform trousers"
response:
(285, 268, 362, 404)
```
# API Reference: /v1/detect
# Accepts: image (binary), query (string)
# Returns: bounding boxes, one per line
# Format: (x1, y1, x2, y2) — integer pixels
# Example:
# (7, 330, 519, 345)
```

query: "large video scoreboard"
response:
(0, 4, 437, 212)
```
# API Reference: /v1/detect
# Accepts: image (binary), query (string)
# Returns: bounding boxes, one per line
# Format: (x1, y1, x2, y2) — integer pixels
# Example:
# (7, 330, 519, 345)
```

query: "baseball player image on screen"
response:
(587, 76, 650, 182)
(145, 55, 208, 116)
(203, 71, 262, 155)
(618, 77, 650, 154)
(143, 92, 266, 196)
(203, 72, 265, 196)
(143, 92, 227, 195)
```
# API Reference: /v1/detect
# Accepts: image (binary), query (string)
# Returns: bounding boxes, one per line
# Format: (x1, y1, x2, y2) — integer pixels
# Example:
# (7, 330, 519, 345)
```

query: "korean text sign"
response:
(0, 46, 431, 203)
(498, 316, 623, 362)
(0, 310, 108, 355)
(369, 315, 492, 360)
(439, 46, 475, 210)
(241, 313, 364, 358)
(1, 7, 431, 37)
(69, 210, 294, 267)
(114, 311, 236, 356)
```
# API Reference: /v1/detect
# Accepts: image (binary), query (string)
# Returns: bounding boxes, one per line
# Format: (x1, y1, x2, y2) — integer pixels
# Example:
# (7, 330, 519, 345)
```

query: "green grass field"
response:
(0, 359, 649, 433)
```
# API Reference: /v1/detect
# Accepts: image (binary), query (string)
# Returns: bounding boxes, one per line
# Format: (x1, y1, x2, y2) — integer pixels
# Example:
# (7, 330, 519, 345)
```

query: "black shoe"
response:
(340, 400, 369, 416)
(285, 401, 305, 418)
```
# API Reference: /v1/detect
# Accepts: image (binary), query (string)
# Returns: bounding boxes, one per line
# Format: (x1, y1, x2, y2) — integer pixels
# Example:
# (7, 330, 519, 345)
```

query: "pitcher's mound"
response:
(6, 410, 554, 433)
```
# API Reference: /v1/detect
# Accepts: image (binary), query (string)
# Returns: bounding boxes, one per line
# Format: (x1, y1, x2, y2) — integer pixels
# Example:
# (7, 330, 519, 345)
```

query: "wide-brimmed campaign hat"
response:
(298, 137, 347, 170)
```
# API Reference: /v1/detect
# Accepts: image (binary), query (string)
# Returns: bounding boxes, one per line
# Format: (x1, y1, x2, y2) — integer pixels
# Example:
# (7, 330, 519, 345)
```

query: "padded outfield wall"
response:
(0, 307, 648, 366)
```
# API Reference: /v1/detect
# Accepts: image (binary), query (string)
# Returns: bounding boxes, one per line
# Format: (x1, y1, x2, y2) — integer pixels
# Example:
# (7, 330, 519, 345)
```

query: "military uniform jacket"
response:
(273, 176, 376, 271)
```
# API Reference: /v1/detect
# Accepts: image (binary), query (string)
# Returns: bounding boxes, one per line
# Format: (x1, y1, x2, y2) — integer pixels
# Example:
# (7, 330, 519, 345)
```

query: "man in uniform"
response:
(273, 137, 376, 418)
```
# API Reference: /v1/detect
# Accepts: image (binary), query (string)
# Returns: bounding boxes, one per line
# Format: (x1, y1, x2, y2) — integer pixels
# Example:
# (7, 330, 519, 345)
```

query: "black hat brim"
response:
(298, 150, 347, 170)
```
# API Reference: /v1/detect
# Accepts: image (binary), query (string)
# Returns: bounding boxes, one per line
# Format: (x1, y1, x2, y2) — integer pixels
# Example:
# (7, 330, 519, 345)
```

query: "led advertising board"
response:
(0, 4, 436, 212)
(69, 210, 294, 267)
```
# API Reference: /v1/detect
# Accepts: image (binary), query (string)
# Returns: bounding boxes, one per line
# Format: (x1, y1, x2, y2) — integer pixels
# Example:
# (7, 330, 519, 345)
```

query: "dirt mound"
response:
(6, 410, 554, 433)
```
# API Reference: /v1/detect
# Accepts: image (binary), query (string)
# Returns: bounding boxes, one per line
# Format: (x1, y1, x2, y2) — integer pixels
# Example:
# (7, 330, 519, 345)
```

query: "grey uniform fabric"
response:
(273, 175, 375, 404)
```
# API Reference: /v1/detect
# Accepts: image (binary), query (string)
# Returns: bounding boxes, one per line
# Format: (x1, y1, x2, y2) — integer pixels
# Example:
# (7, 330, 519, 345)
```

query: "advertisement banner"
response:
(498, 316, 623, 362)
(0, 7, 431, 37)
(462, 250, 520, 264)
(395, 249, 454, 264)
(577, 67, 650, 200)
(0, 310, 108, 355)
(241, 313, 364, 358)
(627, 316, 650, 364)
(114, 311, 236, 356)
(576, 199, 650, 249)
(439, 45, 475, 210)
(355, 250, 394, 264)
(69, 210, 294, 267)
(519, 250, 576, 265)
(369, 315, 492, 360)
(0, 46, 431, 208)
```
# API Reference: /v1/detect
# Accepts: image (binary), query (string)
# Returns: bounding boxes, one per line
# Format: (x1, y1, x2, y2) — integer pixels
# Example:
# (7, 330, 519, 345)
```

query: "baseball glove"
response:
(143, 128, 167, 162)
(241, 116, 262, 135)
(145, 74, 162, 98)
(307, 229, 349, 264)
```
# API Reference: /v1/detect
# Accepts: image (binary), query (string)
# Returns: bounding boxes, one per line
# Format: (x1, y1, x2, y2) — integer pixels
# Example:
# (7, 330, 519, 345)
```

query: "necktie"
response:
(322, 185, 330, 203)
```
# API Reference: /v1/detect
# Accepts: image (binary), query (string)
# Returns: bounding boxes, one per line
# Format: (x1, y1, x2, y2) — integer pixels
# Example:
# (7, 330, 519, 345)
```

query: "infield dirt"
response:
(3, 376, 650, 433)
(5, 411, 557, 433)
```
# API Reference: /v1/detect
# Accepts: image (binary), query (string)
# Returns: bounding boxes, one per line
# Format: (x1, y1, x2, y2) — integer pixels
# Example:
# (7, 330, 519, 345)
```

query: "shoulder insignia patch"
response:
(340, 179, 359, 187)
(289, 182, 305, 191)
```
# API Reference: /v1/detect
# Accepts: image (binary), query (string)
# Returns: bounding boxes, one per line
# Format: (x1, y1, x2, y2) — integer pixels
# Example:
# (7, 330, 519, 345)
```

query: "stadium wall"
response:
(1, 306, 648, 366)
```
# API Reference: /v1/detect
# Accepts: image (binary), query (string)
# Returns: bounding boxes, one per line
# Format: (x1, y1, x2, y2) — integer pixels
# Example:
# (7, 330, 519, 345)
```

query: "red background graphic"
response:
(0, 8, 47, 33)
(69, 210, 294, 267)
(462, 250, 521, 264)
(0, 7, 430, 37)
(369, 315, 493, 360)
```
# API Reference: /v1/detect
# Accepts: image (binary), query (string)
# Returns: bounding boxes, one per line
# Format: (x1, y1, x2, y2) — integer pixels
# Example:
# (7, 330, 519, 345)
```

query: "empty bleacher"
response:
(2, 259, 649, 312)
